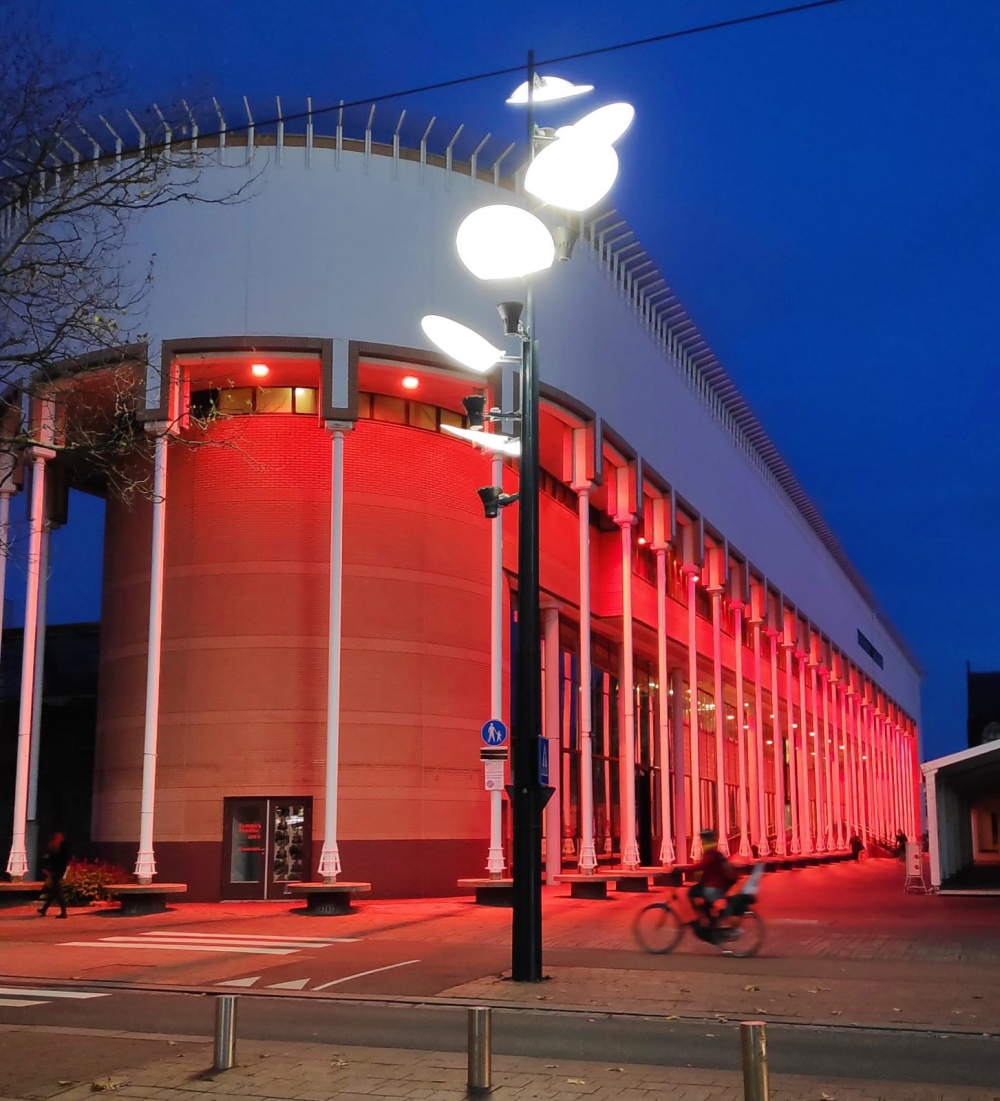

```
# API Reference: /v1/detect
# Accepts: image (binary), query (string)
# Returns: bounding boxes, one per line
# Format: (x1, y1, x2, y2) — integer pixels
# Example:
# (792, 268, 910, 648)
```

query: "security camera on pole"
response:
(420, 54, 634, 983)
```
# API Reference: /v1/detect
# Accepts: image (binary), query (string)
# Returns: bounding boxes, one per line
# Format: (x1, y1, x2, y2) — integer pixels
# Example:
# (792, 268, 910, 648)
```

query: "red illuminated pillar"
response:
(810, 662, 825, 852)
(651, 498, 674, 866)
(829, 674, 844, 849)
(617, 512, 640, 870)
(733, 603, 751, 859)
(686, 569, 703, 859)
(769, 630, 787, 855)
(796, 651, 812, 854)
(749, 592, 770, 856)
(709, 584, 729, 856)
(573, 476, 597, 874)
(783, 641, 799, 853)
(820, 669, 835, 850)
(542, 605, 562, 885)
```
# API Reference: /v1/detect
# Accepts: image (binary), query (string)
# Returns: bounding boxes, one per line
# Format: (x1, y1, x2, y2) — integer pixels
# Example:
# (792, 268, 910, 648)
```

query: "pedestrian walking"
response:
(38, 832, 71, 918)
(849, 832, 864, 863)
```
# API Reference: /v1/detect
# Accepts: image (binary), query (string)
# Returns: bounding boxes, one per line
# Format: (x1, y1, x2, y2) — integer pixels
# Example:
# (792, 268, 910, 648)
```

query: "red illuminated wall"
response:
(92, 413, 497, 898)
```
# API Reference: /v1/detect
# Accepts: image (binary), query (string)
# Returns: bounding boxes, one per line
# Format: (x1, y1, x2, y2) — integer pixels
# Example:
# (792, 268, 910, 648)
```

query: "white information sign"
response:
(484, 760, 505, 791)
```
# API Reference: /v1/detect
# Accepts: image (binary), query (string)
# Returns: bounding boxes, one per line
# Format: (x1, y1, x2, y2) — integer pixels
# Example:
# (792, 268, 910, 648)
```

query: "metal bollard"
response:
(740, 1021, 769, 1101)
(467, 1006, 492, 1093)
(213, 995, 238, 1071)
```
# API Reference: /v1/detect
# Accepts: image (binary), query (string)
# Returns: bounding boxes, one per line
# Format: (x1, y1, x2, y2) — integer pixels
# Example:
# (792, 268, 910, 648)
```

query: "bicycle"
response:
(633, 866, 766, 958)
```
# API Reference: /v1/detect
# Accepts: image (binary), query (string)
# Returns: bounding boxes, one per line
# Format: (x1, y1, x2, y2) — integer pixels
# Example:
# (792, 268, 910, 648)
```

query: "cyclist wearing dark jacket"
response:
(689, 830, 738, 931)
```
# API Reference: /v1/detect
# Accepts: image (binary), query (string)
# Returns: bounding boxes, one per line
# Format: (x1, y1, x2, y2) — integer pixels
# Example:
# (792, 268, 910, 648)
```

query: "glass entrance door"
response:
(222, 797, 312, 900)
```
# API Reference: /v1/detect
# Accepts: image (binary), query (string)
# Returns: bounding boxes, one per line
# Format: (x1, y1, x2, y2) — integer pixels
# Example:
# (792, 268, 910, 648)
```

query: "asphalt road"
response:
(1, 988, 997, 1089)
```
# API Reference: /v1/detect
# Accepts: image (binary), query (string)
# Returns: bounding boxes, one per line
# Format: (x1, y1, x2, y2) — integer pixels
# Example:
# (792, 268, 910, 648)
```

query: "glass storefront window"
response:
(272, 803, 306, 882)
(230, 804, 265, 883)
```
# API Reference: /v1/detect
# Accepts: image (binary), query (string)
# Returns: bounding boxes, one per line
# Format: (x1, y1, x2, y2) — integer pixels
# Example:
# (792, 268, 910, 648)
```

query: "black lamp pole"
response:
(508, 48, 551, 984)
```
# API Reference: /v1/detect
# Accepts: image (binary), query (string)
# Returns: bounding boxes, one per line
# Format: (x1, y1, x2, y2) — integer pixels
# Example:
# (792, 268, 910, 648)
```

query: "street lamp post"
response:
(421, 54, 633, 982)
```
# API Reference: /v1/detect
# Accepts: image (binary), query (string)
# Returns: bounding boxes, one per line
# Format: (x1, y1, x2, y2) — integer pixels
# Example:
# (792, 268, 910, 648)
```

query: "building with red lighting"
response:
(1, 100, 923, 900)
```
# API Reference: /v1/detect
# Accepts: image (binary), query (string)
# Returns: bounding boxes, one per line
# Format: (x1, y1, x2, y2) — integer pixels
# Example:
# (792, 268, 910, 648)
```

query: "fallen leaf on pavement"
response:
(91, 1077, 129, 1093)
(167, 1041, 177, 1047)
(972, 994, 983, 1000)
(565, 1078, 587, 1085)
(830, 1011, 842, 1016)
(535, 995, 549, 1000)
(665, 1015, 680, 1020)
(587, 1018, 596, 1023)
(820, 1092, 836, 1100)
(679, 988, 690, 994)
(705, 1033, 715, 1038)
(607, 1067, 624, 1073)
(744, 984, 760, 992)
(545, 1065, 558, 1069)
(331, 1059, 348, 1069)
(58, 1080, 72, 1086)
(754, 1008, 767, 1013)
(808, 989, 819, 994)
(893, 1008, 901, 1013)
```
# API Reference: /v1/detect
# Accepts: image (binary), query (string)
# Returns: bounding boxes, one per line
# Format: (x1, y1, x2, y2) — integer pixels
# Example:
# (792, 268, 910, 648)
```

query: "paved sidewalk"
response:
(443, 963, 1000, 1032)
(1, 1029, 997, 1101)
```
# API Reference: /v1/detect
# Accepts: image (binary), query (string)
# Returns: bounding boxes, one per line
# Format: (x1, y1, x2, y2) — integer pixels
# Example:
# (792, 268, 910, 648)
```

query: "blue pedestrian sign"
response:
(481, 719, 508, 747)
(539, 738, 550, 786)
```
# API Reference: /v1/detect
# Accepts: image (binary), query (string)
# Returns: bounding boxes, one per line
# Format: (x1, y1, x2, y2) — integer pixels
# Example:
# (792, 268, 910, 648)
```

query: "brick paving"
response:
(1, 1032, 997, 1101)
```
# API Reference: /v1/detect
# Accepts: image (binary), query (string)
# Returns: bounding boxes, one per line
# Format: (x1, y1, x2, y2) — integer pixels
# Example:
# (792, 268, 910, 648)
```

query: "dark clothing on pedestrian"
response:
(39, 837, 71, 918)
(849, 834, 864, 862)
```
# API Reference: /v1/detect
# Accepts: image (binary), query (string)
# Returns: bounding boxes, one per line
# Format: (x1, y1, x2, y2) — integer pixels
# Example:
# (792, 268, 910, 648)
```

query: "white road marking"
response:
(313, 960, 420, 990)
(139, 932, 356, 944)
(215, 977, 261, 987)
(266, 978, 311, 989)
(0, 987, 111, 1000)
(118, 935, 335, 950)
(0, 998, 47, 1007)
(62, 941, 296, 955)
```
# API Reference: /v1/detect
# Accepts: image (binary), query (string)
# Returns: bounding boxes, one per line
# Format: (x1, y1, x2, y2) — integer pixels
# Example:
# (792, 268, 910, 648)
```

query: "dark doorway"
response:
(637, 766, 653, 866)
(221, 797, 311, 900)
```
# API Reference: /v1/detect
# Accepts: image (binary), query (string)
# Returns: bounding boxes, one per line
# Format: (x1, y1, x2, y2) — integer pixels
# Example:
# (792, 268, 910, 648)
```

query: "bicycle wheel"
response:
(633, 902, 684, 954)
(721, 910, 765, 958)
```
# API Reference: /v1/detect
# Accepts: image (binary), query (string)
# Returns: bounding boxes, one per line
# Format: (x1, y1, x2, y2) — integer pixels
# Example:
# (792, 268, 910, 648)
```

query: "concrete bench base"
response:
(108, 883, 187, 915)
(286, 882, 371, 915)
(457, 878, 514, 907)
(554, 874, 616, 900)
(0, 882, 44, 907)
(612, 869, 660, 893)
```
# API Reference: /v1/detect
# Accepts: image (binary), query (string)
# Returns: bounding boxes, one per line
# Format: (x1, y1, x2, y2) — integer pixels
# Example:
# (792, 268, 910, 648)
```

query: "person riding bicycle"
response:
(688, 829, 738, 937)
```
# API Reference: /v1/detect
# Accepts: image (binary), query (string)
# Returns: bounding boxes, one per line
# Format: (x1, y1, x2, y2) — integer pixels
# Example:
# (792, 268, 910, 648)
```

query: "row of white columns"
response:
(529, 500, 920, 875)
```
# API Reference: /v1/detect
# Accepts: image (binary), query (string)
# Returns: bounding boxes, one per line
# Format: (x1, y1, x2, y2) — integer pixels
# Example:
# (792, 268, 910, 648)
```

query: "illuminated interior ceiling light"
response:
(456, 205, 555, 280)
(441, 423, 521, 457)
(401, 375, 420, 390)
(420, 315, 504, 373)
(251, 363, 270, 378)
(556, 102, 635, 145)
(637, 535, 647, 545)
(524, 134, 618, 212)
(506, 75, 593, 105)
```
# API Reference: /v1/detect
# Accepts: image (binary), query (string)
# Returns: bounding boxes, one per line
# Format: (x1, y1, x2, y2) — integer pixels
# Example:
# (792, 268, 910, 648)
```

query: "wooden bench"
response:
(553, 873, 617, 900)
(286, 882, 371, 915)
(457, 878, 514, 907)
(108, 883, 187, 915)
(0, 882, 44, 907)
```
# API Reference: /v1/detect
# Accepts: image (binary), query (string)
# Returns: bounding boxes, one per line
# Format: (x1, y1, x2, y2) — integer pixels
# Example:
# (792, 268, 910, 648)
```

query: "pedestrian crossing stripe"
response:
(61, 929, 358, 956)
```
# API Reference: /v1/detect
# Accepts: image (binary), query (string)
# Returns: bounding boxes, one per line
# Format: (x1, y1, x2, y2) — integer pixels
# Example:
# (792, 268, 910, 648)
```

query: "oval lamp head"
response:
(420, 315, 504, 373)
(456, 205, 555, 281)
(506, 75, 593, 105)
(524, 135, 619, 213)
(557, 102, 635, 145)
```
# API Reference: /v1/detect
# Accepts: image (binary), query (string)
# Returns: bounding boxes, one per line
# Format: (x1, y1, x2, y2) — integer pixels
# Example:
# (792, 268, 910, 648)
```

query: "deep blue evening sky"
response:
(6, 0, 998, 760)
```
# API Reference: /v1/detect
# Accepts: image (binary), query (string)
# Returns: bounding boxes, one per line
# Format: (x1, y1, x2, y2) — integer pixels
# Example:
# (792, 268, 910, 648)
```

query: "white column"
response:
(655, 549, 674, 865)
(752, 622, 769, 856)
(618, 519, 640, 869)
(26, 522, 51, 872)
(687, 573, 703, 859)
(810, 665, 825, 852)
(796, 654, 812, 853)
(845, 689, 859, 840)
(670, 666, 687, 861)
(924, 766, 940, 888)
(829, 677, 844, 849)
(710, 590, 729, 855)
(134, 431, 168, 883)
(318, 426, 348, 881)
(7, 448, 53, 879)
(486, 454, 505, 876)
(576, 488, 597, 873)
(784, 648, 800, 854)
(733, 607, 751, 858)
(543, 606, 561, 884)
(907, 728, 918, 837)
(768, 633, 786, 855)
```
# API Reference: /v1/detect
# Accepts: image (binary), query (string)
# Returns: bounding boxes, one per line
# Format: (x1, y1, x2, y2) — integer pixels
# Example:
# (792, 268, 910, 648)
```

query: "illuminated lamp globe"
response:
(456, 205, 555, 281)
(556, 102, 635, 145)
(506, 75, 593, 105)
(420, 315, 504, 373)
(441, 423, 521, 457)
(524, 134, 618, 213)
